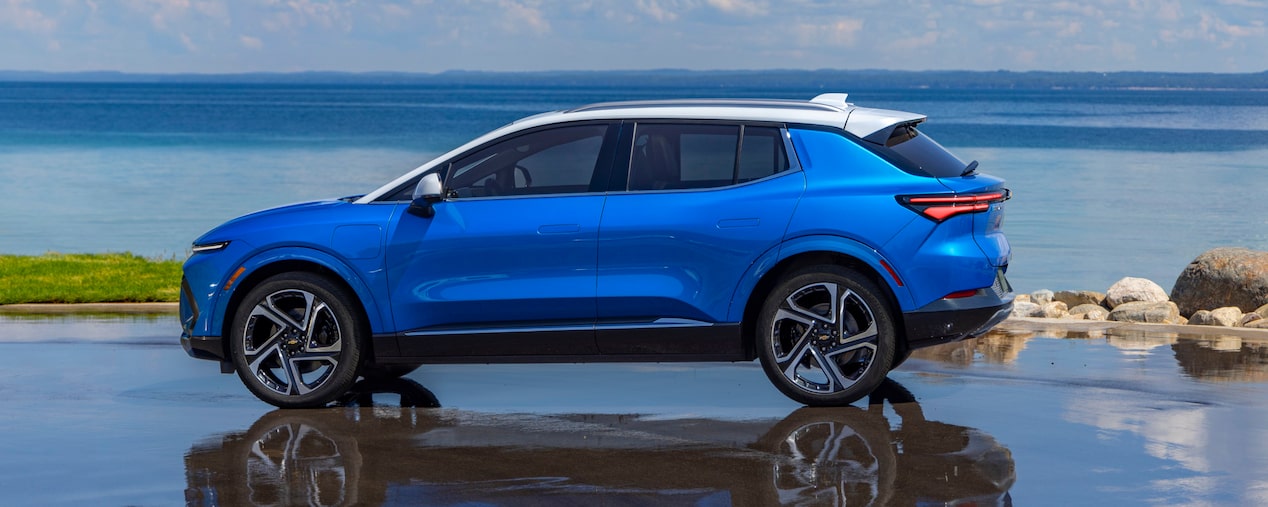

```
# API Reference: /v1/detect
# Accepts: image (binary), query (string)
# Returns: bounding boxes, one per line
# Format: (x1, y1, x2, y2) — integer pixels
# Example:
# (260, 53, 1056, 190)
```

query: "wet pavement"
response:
(3, 315, 1268, 505)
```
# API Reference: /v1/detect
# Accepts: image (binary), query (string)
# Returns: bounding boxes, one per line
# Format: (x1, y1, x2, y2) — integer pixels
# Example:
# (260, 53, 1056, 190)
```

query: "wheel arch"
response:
(735, 238, 913, 363)
(216, 249, 384, 362)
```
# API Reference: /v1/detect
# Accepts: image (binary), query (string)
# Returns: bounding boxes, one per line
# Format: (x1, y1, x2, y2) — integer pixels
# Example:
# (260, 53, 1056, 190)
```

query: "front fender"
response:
(209, 246, 389, 337)
(726, 235, 916, 322)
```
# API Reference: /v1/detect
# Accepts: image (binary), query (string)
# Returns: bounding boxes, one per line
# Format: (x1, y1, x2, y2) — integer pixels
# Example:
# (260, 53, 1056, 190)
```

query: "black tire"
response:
(229, 272, 364, 408)
(890, 347, 913, 369)
(359, 363, 420, 381)
(756, 265, 896, 406)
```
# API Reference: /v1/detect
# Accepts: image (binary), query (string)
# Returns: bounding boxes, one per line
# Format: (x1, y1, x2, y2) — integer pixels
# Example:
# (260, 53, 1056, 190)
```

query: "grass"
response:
(0, 252, 182, 305)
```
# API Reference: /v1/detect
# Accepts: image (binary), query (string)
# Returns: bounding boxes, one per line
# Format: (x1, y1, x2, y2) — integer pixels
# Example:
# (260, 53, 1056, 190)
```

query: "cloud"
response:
(636, 0, 680, 22)
(1, 0, 57, 33)
(239, 34, 262, 49)
(261, 0, 354, 32)
(380, 3, 410, 19)
(1156, 0, 1183, 22)
(794, 17, 864, 47)
(124, 0, 229, 30)
(498, 0, 551, 34)
(705, 0, 766, 16)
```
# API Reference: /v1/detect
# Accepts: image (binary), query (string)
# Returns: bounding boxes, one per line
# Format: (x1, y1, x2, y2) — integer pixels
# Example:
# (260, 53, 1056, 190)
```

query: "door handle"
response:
(538, 224, 581, 234)
(716, 218, 760, 229)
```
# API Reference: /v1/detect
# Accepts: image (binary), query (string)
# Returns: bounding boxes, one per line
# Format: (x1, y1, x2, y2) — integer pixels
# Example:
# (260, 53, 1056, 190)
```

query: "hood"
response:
(194, 199, 345, 245)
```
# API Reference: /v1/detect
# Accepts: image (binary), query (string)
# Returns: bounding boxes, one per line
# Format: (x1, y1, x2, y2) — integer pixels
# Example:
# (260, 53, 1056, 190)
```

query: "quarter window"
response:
(738, 126, 790, 183)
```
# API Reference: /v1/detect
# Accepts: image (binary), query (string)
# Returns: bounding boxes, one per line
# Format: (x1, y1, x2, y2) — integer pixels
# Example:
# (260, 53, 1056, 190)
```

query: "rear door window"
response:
(628, 123, 790, 191)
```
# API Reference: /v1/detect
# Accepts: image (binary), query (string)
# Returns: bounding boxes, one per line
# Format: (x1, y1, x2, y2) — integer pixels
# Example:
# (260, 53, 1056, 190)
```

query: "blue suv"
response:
(181, 93, 1013, 408)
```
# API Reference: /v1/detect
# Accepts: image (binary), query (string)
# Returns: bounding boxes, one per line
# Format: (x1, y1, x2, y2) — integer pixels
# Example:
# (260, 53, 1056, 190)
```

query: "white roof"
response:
(357, 93, 926, 202)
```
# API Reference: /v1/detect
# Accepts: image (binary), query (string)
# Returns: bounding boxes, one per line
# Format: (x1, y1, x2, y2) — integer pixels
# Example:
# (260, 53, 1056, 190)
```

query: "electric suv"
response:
(181, 93, 1013, 408)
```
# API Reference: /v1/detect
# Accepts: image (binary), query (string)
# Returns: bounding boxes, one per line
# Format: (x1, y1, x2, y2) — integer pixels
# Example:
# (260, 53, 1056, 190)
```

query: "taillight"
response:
(898, 189, 1010, 222)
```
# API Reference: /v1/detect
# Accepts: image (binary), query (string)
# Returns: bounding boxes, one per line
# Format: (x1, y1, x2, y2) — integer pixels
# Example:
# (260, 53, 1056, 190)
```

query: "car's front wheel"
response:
(230, 272, 363, 408)
(757, 266, 896, 406)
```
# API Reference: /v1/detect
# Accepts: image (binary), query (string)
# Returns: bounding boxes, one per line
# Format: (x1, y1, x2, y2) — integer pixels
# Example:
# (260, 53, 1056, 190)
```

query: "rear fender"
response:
(727, 235, 916, 322)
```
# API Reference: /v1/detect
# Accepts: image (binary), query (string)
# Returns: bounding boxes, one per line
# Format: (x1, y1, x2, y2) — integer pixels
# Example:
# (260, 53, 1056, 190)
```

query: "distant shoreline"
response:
(3, 69, 1267, 91)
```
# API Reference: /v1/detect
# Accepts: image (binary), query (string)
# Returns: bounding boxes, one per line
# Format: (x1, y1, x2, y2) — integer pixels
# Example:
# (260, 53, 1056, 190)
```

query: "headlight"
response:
(190, 240, 231, 253)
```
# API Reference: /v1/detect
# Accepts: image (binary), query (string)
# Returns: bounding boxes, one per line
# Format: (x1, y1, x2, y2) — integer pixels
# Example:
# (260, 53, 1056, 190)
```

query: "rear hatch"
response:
(868, 121, 1012, 268)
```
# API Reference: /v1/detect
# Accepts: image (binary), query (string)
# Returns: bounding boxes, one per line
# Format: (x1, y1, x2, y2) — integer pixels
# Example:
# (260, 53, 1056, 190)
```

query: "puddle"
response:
(184, 378, 1014, 506)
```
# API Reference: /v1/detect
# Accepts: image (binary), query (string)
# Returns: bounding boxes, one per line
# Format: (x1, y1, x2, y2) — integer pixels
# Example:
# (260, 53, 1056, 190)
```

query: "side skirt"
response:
(373, 323, 747, 364)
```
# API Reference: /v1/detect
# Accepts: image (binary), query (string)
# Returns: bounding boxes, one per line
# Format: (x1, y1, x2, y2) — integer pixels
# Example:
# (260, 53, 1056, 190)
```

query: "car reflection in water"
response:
(184, 378, 1014, 506)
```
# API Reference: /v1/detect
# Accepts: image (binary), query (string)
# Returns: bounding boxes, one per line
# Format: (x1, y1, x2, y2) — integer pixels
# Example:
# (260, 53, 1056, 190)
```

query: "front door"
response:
(386, 122, 617, 357)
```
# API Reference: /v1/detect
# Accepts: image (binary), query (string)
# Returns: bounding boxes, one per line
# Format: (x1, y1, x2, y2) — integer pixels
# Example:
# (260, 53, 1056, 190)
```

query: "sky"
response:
(1, 0, 1266, 74)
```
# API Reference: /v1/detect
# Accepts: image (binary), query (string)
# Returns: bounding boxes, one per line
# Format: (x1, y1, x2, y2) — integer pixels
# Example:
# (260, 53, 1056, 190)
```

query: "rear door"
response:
(595, 122, 804, 355)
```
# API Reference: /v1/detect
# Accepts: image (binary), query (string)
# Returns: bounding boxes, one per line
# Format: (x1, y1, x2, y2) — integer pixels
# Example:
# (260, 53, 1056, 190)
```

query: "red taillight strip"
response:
(921, 202, 991, 221)
(907, 192, 1005, 204)
(898, 189, 1010, 222)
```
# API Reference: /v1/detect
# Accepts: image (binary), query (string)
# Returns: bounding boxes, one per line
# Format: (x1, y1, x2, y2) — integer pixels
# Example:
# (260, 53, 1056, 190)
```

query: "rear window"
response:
(874, 124, 969, 178)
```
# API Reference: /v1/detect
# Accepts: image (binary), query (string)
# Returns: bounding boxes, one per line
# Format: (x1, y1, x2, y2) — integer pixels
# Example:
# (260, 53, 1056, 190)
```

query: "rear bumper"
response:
(901, 271, 1014, 350)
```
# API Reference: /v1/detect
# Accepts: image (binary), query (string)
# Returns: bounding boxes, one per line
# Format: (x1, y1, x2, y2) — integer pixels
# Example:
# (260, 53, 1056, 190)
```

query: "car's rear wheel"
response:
(230, 272, 363, 408)
(757, 266, 896, 406)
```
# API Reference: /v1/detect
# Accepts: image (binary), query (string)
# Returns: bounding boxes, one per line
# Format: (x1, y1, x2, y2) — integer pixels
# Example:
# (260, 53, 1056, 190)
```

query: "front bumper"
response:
(181, 274, 228, 363)
(181, 334, 226, 362)
(901, 271, 1014, 349)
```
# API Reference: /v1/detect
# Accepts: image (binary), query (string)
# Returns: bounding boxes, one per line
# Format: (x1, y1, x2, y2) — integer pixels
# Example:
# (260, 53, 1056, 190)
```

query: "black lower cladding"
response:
(183, 334, 226, 361)
(378, 323, 746, 363)
(902, 296, 1014, 350)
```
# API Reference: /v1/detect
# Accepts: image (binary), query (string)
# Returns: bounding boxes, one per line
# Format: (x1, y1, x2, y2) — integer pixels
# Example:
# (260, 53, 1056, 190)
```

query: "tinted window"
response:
(738, 126, 790, 183)
(878, 125, 969, 178)
(629, 124, 789, 191)
(447, 124, 608, 198)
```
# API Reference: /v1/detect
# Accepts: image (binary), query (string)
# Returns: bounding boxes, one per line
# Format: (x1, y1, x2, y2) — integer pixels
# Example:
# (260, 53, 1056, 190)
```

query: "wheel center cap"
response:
(811, 324, 836, 348)
(283, 330, 304, 353)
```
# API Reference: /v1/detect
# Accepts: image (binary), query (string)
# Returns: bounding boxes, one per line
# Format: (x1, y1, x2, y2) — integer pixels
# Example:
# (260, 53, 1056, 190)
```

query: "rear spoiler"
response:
(844, 108, 927, 144)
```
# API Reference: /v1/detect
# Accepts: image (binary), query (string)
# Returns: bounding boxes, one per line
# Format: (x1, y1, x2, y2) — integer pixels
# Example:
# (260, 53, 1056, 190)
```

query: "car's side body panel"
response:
(595, 172, 805, 329)
(183, 201, 399, 338)
(384, 194, 606, 356)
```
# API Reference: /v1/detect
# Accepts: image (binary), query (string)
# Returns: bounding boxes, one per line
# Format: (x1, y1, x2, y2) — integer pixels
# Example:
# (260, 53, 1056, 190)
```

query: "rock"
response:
(1249, 319, 1268, 330)
(1256, 303, 1268, 317)
(1010, 301, 1041, 318)
(1031, 289, 1054, 306)
(1105, 277, 1170, 309)
(1243, 313, 1263, 326)
(1038, 301, 1068, 318)
(1211, 307, 1244, 327)
(1188, 307, 1242, 327)
(1054, 290, 1105, 308)
(1069, 304, 1109, 321)
(1171, 247, 1268, 316)
(1107, 301, 1182, 324)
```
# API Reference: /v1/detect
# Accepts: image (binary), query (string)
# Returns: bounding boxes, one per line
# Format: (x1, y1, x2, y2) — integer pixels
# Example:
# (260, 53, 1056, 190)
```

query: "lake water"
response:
(1, 82, 1265, 292)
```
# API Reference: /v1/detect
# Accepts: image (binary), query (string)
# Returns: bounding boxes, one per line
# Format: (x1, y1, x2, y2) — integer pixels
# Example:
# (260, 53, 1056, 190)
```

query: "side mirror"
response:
(407, 173, 444, 218)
